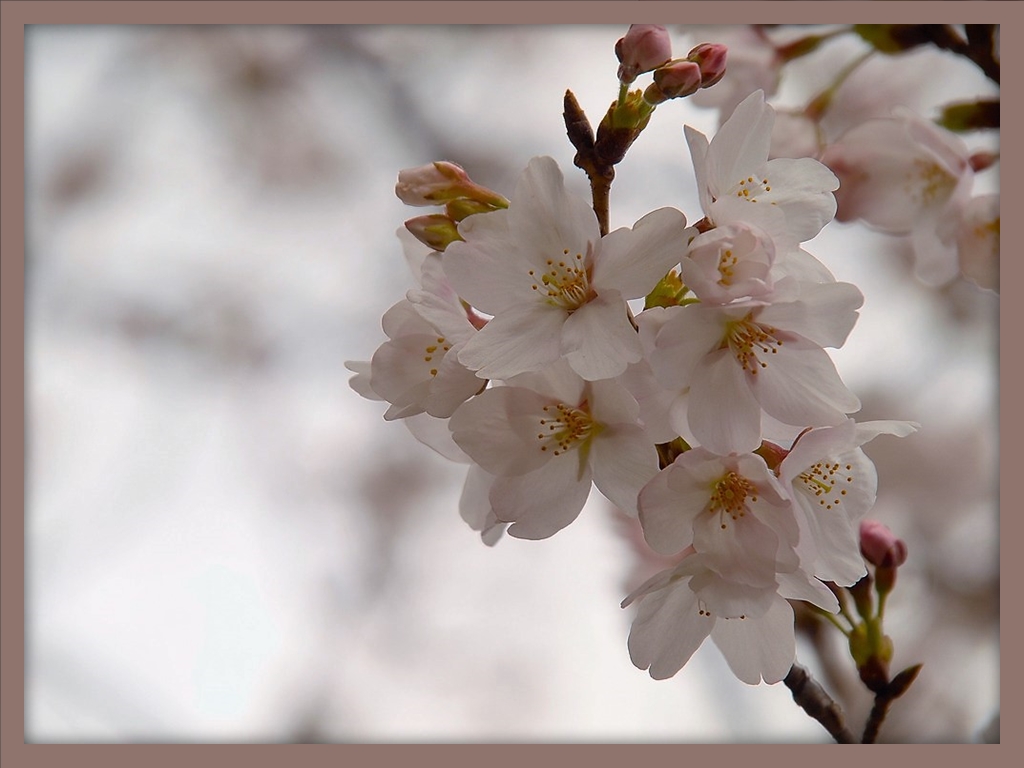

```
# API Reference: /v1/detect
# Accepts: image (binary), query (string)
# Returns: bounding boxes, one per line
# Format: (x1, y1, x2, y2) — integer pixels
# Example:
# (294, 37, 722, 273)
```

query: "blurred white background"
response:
(25, 24, 999, 743)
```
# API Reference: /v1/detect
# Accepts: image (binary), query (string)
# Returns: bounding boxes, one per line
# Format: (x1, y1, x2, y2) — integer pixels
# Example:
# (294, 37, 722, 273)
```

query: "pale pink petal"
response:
(688, 568, 779, 618)
(958, 193, 999, 292)
(406, 288, 477, 343)
(638, 465, 701, 555)
(627, 575, 714, 680)
(345, 360, 381, 401)
(448, 386, 553, 476)
(692, 508, 781, 588)
(687, 349, 764, 454)
(706, 90, 774, 196)
(710, 595, 795, 684)
(403, 413, 470, 463)
(442, 210, 537, 314)
(684, 125, 713, 215)
(648, 304, 730, 387)
(586, 376, 641, 426)
(777, 571, 840, 614)
(757, 281, 862, 349)
(422, 340, 486, 418)
(560, 291, 642, 381)
(753, 339, 860, 428)
(591, 207, 689, 298)
(491, 455, 593, 539)
(591, 425, 659, 515)
(459, 464, 506, 546)
(507, 156, 600, 266)
(456, 303, 566, 380)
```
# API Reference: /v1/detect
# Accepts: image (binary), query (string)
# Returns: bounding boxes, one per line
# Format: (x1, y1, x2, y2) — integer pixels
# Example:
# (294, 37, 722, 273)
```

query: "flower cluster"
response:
(349, 88, 916, 686)
(687, 24, 999, 292)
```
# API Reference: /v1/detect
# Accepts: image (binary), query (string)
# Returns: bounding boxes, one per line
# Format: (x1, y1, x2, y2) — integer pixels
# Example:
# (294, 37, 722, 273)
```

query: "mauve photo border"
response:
(0, 2, 1015, 765)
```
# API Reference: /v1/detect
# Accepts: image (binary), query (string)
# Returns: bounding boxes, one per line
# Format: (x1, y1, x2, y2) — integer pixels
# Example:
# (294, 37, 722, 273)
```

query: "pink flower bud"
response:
(859, 520, 908, 569)
(644, 60, 702, 104)
(615, 24, 672, 83)
(687, 43, 728, 88)
(396, 161, 473, 206)
(403, 213, 462, 251)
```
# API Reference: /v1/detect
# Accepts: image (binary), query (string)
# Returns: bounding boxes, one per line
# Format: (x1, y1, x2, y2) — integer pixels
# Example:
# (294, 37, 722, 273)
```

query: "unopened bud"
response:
(404, 214, 462, 251)
(445, 198, 500, 222)
(687, 42, 727, 88)
(859, 520, 908, 569)
(615, 24, 672, 84)
(644, 60, 702, 104)
(396, 161, 508, 209)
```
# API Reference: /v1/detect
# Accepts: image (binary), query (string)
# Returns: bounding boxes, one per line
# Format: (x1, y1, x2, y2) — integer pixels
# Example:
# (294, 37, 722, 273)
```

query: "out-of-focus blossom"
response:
(769, 109, 824, 160)
(821, 110, 974, 285)
(957, 193, 999, 292)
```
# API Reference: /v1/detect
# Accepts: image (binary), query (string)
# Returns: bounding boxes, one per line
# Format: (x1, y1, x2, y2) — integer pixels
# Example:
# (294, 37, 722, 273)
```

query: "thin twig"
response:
(783, 663, 858, 744)
(860, 663, 924, 743)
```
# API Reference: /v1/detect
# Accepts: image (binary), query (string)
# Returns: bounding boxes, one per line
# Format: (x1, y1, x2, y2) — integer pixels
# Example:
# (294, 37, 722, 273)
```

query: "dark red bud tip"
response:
(860, 520, 908, 568)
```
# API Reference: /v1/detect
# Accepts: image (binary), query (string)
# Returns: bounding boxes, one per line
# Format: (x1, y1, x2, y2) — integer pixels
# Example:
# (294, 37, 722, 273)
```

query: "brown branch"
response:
(861, 663, 923, 743)
(563, 89, 614, 236)
(784, 663, 858, 743)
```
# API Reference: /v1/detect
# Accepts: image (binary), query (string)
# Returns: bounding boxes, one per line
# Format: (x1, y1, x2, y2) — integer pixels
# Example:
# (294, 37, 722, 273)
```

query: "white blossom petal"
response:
(456, 303, 566, 380)
(591, 207, 689, 298)
(491, 455, 593, 540)
(710, 595, 795, 685)
(591, 424, 658, 515)
(560, 291, 642, 381)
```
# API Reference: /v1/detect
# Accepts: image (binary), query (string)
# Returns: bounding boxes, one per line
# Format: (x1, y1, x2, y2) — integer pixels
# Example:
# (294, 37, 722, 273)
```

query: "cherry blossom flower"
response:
(368, 253, 484, 420)
(776, 418, 919, 586)
(820, 109, 974, 285)
(957, 193, 999, 292)
(685, 90, 839, 252)
(622, 552, 838, 683)
(640, 279, 863, 454)
(443, 156, 689, 382)
(680, 221, 777, 304)
(637, 448, 798, 587)
(447, 361, 658, 539)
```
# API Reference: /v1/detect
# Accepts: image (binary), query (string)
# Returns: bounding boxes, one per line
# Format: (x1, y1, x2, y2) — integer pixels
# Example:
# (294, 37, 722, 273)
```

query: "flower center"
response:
(708, 471, 758, 529)
(728, 174, 774, 204)
(723, 315, 782, 376)
(422, 336, 451, 377)
(535, 401, 595, 457)
(717, 247, 738, 286)
(796, 459, 854, 512)
(528, 246, 594, 311)
(908, 159, 957, 207)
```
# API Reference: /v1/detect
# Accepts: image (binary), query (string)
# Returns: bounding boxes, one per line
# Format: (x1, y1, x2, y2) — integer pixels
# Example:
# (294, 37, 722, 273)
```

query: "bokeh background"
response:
(25, 24, 999, 743)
